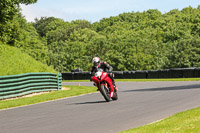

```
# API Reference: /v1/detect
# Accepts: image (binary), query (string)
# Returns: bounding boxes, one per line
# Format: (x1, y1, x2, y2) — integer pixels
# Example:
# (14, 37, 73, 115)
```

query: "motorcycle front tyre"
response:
(100, 84, 111, 102)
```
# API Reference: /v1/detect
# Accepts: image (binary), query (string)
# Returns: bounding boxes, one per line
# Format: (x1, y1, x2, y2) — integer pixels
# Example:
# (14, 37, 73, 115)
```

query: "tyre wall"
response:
(62, 67, 199, 80)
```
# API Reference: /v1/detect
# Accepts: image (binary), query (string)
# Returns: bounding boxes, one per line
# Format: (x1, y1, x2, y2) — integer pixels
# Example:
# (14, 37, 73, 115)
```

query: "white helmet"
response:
(92, 57, 101, 67)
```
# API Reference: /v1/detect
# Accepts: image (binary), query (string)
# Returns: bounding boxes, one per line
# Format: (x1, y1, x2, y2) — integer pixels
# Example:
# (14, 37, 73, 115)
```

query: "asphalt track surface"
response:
(1, 81, 200, 133)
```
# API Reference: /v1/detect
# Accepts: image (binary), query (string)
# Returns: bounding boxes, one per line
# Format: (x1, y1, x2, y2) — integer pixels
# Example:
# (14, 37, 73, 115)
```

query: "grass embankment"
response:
(0, 85, 96, 110)
(0, 44, 57, 76)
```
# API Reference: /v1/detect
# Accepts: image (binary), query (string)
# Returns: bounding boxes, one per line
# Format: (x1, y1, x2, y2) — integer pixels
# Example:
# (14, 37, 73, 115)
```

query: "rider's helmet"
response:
(92, 57, 101, 67)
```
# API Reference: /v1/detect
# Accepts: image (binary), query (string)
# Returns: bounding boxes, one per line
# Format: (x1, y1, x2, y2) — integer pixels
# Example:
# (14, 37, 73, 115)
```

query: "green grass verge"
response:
(121, 107, 200, 133)
(0, 85, 96, 110)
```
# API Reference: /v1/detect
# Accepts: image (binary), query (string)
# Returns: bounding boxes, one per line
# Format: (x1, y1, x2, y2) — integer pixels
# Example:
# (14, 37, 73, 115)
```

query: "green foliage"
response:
(33, 17, 61, 37)
(0, 0, 37, 42)
(1, 1, 200, 73)
(30, 6, 200, 72)
(0, 0, 47, 65)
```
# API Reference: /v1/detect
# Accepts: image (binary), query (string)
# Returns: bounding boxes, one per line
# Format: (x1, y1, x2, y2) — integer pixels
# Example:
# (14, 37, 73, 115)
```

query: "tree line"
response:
(1, 1, 200, 72)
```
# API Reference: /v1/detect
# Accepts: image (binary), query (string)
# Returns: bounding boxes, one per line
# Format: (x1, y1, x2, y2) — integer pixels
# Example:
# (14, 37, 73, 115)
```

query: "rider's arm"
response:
(90, 66, 96, 75)
(103, 62, 113, 72)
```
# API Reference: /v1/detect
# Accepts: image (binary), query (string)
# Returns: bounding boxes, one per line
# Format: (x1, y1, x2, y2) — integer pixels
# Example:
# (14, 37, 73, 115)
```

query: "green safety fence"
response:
(0, 73, 62, 100)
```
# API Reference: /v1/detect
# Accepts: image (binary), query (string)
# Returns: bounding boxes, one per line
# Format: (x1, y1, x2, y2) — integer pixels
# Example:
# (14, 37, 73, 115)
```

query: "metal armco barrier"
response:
(0, 73, 62, 100)
(62, 67, 200, 80)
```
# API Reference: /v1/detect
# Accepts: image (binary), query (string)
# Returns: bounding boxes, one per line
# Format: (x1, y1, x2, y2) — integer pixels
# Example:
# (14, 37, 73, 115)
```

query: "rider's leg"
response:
(109, 73, 116, 88)
(109, 73, 118, 91)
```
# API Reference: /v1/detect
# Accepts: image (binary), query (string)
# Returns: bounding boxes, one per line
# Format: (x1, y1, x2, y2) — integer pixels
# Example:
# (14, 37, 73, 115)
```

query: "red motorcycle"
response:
(91, 68, 118, 102)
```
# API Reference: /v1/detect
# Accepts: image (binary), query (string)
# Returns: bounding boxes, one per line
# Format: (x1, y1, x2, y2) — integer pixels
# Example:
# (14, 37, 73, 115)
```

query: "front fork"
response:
(97, 81, 108, 90)
(99, 81, 114, 97)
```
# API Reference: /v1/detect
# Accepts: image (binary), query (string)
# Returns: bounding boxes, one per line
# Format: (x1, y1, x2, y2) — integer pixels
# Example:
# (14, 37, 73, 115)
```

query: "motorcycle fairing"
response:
(91, 72, 115, 97)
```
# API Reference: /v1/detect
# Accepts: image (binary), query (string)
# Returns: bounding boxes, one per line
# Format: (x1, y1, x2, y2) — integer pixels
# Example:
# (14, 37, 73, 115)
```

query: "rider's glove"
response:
(107, 71, 112, 74)
(90, 77, 93, 81)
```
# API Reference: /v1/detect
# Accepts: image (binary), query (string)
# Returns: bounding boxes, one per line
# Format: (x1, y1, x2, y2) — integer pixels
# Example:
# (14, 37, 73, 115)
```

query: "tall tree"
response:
(0, 0, 37, 23)
(0, 0, 37, 44)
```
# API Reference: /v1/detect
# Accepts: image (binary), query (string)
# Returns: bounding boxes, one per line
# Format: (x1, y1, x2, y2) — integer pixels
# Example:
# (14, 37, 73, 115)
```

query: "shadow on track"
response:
(123, 84, 200, 92)
(70, 100, 107, 105)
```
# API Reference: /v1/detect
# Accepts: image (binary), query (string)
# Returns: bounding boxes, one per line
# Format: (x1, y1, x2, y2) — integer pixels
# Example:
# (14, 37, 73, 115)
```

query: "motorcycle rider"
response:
(91, 57, 117, 90)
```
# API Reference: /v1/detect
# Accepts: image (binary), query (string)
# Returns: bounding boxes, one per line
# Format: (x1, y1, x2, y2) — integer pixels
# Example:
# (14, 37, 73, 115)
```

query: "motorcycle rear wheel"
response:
(100, 85, 111, 102)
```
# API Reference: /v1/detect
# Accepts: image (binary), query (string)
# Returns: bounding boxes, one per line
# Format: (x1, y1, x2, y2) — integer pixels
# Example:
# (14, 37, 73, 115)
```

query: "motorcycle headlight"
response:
(95, 72, 102, 77)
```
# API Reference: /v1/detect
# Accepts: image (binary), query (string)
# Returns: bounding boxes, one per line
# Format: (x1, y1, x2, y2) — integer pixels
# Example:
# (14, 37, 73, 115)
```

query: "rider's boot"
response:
(94, 83, 100, 91)
(112, 81, 118, 91)
(93, 83, 96, 86)
(109, 74, 118, 91)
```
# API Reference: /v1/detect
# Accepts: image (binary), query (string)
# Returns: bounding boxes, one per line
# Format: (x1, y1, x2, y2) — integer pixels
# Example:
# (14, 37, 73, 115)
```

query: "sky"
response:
(20, 0, 200, 23)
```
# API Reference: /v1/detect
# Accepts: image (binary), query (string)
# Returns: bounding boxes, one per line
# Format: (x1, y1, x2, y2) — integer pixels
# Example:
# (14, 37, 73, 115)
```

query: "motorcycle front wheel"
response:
(100, 84, 111, 102)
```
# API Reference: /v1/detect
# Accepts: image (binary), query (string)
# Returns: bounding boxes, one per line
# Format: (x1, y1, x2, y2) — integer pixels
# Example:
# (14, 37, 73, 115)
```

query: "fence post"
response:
(57, 73, 62, 90)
